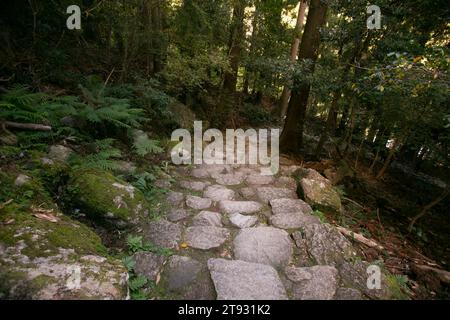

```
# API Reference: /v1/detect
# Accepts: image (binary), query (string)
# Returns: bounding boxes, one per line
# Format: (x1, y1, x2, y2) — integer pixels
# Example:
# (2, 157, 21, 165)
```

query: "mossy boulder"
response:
(67, 169, 149, 227)
(0, 203, 128, 300)
(294, 168, 342, 214)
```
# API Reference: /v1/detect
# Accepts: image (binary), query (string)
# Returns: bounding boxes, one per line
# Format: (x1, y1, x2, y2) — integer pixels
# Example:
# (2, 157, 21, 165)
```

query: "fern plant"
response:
(69, 139, 122, 171)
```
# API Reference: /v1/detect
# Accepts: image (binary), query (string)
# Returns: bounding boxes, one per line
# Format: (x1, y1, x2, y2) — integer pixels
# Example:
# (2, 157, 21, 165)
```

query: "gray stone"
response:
(167, 191, 184, 206)
(280, 165, 302, 175)
(246, 174, 274, 185)
(162, 255, 216, 300)
(338, 260, 391, 300)
(207, 258, 288, 300)
(132, 251, 165, 281)
(302, 223, 355, 265)
(229, 213, 258, 228)
(219, 200, 263, 215)
(191, 168, 210, 179)
(48, 145, 73, 163)
(269, 212, 320, 229)
(269, 198, 313, 215)
(180, 180, 208, 191)
(145, 219, 182, 249)
(40, 157, 54, 165)
(154, 179, 171, 189)
(215, 174, 245, 186)
(14, 174, 31, 187)
(233, 227, 293, 268)
(167, 208, 190, 222)
(192, 211, 223, 227)
(186, 195, 212, 210)
(300, 178, 342, 213)
(285, 265, 339, 300)
(203, 185, 235, 202)
(184, 226, 230, 250)
(276, 176, 297, 189)
(115, 161, 137, 175)
(334, 287, 363, 300)
(240, 187, 256, 199)
(256, 187, 296, 204)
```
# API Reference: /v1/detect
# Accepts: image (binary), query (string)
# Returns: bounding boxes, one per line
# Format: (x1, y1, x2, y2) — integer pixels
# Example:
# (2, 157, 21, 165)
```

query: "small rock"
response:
(240, 187, 256, 199)
(180, 180, 208, 191)
(48, 145, 73, 163)
(163, 255, 201, 290)
(14, 174, 31, 187)
(270, 198, 313, 215)
(167, 191, 184, 206)
(40, 157, 54, 165)
(215, 174, 245, 186)
(192, 211, 223, 227)
(167, 208, 190, 222)
(154, 179, 171, 189)
(132, 251, 165, 282)
(145, 219, 182, 249)
(207, 258, 288, 300)
(219, 200, 262, 215)
(191, 168, 210, 179)
(115, 161, 137, 175)
(256, 187, 296, 204)
(285, 265, 339, 300)
(186, 195, 212, 210)
(276, 176, 297, 189)
(229, 213, 258, 228)
(269, 212, 320, 230)
(233, 227, 293, 268)
(184, 226, 230, 250)
(300, 178, 342, 213)
(246, 174, 274, 185)
(203, 185, 235, 202)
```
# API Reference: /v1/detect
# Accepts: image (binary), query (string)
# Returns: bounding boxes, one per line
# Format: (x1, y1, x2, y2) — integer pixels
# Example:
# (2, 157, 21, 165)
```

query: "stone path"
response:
(139, 158, 392, 300)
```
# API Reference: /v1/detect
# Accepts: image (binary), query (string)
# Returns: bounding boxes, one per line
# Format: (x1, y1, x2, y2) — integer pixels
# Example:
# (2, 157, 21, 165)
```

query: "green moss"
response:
(67, 169, 149, 223)
(386, 274, 411, 300)
(0, 204, 106, 258)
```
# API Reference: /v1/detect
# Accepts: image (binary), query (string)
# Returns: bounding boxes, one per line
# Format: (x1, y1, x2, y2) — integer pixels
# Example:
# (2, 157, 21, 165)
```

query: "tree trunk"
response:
(224, 0, 246, 92)
(408, 187, 450, 232)
(243, 4, 260, 95)
(279, 0, 307, 118)
(280, 0, 328, 154)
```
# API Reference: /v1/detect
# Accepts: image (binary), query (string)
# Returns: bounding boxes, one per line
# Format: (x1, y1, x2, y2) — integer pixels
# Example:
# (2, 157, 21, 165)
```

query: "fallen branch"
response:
(414, 264, 450, 285)
(0, 199, 13, 210)
(336, 226, 385, 251)
(3, 121, 52, 131)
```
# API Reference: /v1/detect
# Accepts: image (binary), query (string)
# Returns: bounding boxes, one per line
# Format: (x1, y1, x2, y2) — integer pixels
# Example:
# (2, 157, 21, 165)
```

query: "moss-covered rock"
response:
(0, 203, 128, 300)
(66, 169, 149, 227)
(294, 168, 342, 214)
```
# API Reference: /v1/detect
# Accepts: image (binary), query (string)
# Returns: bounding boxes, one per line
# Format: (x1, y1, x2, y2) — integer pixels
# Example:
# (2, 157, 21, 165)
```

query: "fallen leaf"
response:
(180, 242, 189, 249)
(33, 213, 59, 223)
(2, 219, 15, 225)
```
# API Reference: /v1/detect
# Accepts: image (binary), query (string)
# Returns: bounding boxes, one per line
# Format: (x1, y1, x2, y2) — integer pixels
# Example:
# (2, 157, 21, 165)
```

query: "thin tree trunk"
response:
(280, 0, 328, 153)
(408, 187, 450, 232)
(224, 1, 246, 92)
(315, 90, 340, 157)
(279, 0, 307, 118)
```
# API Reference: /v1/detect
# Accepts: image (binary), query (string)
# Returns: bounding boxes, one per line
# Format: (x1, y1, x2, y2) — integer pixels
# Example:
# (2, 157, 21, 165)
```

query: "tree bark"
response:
(224, 0, 246, 92)
(279, 0, 307, 118)
(280, 0, 328, 154)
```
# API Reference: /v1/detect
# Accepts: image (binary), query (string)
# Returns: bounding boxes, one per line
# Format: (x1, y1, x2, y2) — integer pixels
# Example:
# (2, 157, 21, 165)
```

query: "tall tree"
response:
(280, 0, 328, 153)
(224, 0, 246, 92)
(279, 0, 308, 118)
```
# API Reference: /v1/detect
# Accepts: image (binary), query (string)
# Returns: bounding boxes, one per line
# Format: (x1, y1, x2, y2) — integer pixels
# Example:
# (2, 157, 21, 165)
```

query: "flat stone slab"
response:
(191, 168, 210, 179)
(215, 173, 245, 186)
(180, 180, 209, 191)
(233, 227, 293, 268)
(256, 187, 297, 204)
(285, 265, 339, 300)
(270, 212, 320, 229)
(167, 208, 190, 222)
(276, 176, 297, 189)
(132, 252, 165, 282)
(207, 258, 288, 300)
(192, 211, 223, 227)
(145, 219, 182, 249)
(270, 198, 313, 215)
(166, 191, 184, 206)
(163, 255, 215, 299)
(184, 226, 230, 250)
(302, 223, 355, 265)
(246, 174, 274, 185)
(203, 185, 235, 202)
(229, 213, 258, 228)
(335, 287, 363, 300)
(186, 195, 212, 210)
(219, 200, 263, 214)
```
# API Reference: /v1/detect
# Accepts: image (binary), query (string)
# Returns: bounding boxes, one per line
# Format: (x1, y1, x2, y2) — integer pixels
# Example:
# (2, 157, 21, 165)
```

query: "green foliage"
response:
(311, 210, 328, 223)
(69, 139, 121, 171)
(128, 275, 149, 292)
(133, 135, 163, 157)
(126, 235, 173, 257)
